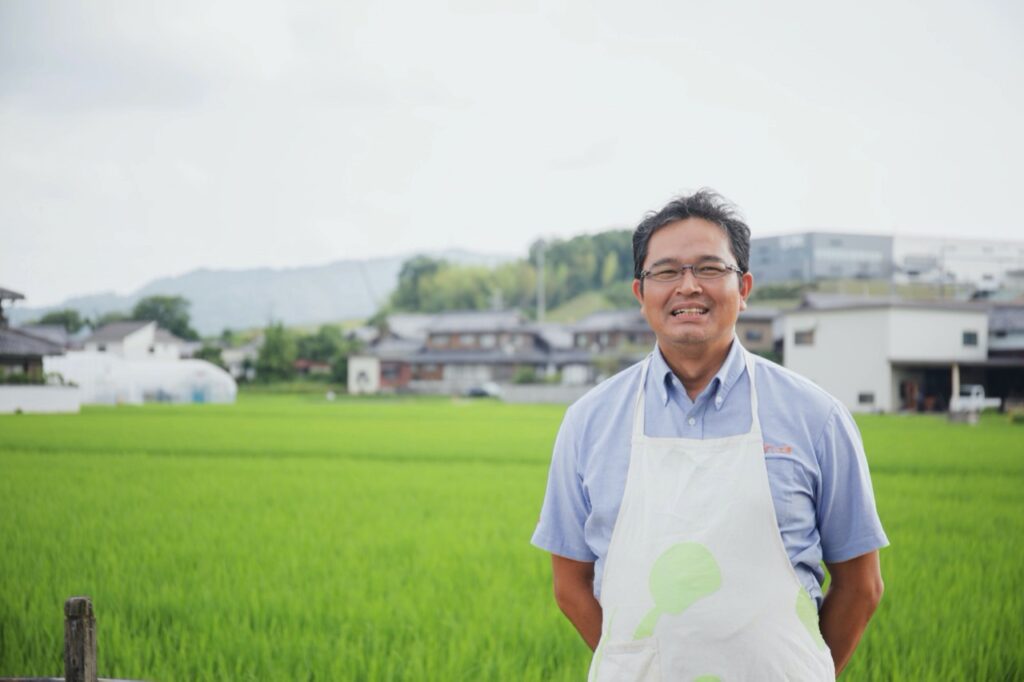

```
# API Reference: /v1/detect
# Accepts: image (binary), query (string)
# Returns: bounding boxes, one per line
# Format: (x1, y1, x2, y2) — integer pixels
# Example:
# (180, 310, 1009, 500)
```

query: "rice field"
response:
(1, 395, 1022, 680)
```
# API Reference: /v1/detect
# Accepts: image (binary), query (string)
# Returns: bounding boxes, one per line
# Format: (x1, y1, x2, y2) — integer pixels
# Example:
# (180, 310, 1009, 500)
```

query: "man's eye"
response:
(651, 270, 678, 281)
(696, 264, 726, 276)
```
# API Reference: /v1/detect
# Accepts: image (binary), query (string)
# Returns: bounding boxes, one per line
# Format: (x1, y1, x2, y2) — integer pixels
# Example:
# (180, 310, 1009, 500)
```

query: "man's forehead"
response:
(649, 255, 728, 267)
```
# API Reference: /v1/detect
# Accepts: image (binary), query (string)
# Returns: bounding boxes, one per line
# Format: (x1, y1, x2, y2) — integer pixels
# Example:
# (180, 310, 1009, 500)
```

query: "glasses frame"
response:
(639, 262, 744, 283)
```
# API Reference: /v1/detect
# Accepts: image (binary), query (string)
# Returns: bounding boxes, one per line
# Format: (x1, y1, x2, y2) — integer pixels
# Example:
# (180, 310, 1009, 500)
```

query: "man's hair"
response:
(632, 189, 751, 281)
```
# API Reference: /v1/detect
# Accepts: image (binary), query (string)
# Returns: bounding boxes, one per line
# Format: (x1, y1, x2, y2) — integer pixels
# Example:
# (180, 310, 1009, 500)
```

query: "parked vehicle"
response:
(950, 384, 1001, 412)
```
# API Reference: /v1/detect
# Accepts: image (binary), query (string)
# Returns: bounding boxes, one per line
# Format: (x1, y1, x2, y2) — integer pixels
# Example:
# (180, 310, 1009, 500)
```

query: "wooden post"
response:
(64, 597, 97, 682)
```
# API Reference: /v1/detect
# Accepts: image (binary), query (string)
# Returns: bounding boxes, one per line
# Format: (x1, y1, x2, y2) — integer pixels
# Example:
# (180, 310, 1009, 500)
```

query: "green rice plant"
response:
(0, 399, 1021, 680)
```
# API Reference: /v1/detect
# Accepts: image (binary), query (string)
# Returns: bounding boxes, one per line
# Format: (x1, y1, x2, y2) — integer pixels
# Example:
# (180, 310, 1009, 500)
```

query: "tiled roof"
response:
(426, 310, 524, 333)
(84, 321, 153, 343)
(572, 310, 648, 332)
(0, 327, 65, 357)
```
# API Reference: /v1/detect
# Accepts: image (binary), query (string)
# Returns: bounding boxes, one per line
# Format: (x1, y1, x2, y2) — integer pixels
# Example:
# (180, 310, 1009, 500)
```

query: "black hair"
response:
(632, 189, 751, 281)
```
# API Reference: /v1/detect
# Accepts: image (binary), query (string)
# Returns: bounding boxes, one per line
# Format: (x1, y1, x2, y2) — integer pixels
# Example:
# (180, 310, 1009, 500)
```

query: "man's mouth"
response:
(671, 306, 709, 317)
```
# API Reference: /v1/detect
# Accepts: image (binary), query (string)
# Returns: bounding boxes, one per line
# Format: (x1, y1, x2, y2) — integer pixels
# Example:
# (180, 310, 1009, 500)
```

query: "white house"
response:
(783, 301, 994, 412)
(83, 321, 188, 360)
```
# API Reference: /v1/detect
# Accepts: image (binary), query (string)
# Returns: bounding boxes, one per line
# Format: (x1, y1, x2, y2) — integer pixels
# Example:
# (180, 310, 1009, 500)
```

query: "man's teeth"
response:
(672, 308, 708, 316)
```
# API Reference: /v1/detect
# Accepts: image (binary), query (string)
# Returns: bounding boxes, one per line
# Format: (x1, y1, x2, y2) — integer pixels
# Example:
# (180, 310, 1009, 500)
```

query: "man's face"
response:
(632, 218, 753, 356)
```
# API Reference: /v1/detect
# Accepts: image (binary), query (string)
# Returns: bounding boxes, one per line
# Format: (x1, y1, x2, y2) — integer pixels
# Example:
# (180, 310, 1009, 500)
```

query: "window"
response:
(98, 344, 106, 352)
(962, 331, 978, 347)
(459, 333, 475, 346)
(575, 335, 587, 348)
(794, 330, 815, 346)
(858, 392, 875, 405)
(432, 334, 450, 346)
(745, 329, 764, 342)
(480, 333, 496, 348)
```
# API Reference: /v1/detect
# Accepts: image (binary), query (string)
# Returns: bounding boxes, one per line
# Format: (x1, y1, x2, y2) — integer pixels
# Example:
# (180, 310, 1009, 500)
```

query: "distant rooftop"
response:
(0, 327, 65, 357)
(84, 321, 153, 343)
(426, 310, 524, 333)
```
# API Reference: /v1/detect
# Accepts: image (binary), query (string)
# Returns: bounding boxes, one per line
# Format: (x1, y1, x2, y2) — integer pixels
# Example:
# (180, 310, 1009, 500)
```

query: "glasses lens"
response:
(650, 269, 681, 282)
(694, 264, 729, 279)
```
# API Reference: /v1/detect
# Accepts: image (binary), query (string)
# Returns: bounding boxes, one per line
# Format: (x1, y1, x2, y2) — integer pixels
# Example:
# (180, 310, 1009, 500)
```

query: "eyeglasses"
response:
(640, 262, 743, 283)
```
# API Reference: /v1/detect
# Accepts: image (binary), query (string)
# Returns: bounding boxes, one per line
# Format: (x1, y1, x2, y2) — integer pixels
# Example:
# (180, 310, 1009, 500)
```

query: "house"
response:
(783, 297, 1024, 412)
(221, 336, 262, 381)
(350, 310, 591, 394)
(83, 321, 188, 360)
(0, 287, 79, 413)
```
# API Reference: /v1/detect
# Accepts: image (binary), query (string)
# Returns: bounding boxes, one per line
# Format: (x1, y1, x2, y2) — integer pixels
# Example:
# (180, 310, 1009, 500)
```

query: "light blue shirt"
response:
(531, 339, 888, 607)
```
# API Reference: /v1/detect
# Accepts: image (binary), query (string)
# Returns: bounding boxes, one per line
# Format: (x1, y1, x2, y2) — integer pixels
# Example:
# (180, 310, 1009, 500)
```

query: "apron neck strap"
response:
(632, 342, 762, 439)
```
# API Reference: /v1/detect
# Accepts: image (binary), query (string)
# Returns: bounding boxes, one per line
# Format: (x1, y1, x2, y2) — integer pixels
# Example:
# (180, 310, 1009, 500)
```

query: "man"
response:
(531, 190, 887, 680)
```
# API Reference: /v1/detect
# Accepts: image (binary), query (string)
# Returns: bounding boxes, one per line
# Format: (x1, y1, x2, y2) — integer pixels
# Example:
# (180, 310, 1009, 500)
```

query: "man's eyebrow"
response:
(648, 256, 728, 268)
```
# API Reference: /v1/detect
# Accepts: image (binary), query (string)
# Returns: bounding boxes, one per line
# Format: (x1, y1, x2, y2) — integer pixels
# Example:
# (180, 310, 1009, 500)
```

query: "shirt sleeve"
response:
(530, 408, 598, 562)
(814, 402, 890, 563)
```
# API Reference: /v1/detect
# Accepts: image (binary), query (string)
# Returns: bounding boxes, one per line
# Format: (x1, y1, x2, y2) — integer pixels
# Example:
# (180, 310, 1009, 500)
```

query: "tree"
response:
(390, 256, 447, 310)
(94, 311, 129, 328)
(131, 295, 199, 340)
(37, 309, 86, 333)
(255, 323, 296, 382)
(296, 325, 345, 363)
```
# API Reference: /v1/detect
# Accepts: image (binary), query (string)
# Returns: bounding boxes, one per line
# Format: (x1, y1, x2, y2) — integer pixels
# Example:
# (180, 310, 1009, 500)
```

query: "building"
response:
(83, 321, 189, 360)
(0, 286, 80, 413)
(750, 233, 893, 285)
(783, 298, 1024, 412)
(750, 231, 1024, 292)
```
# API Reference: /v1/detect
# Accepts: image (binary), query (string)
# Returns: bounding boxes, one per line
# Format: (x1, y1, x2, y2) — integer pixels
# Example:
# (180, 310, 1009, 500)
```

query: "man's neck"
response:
(659, 336, 735, 401)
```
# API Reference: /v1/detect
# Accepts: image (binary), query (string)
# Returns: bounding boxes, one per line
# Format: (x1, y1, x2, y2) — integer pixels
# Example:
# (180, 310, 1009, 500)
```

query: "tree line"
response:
(385, 229, 636, 316)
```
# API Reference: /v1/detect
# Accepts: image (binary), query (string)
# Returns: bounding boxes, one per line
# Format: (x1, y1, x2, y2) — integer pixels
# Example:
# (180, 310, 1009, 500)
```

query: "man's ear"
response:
(739, 272, 754, 310)
(632, 278, 644, 306)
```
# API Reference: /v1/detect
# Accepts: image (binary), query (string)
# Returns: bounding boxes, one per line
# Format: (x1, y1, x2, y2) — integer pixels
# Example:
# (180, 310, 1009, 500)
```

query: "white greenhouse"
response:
(45, 352, 237, 405)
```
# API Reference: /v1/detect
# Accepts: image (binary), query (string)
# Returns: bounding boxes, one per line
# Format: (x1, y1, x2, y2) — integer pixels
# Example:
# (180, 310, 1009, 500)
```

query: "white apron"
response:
(588, 349, 835, 682)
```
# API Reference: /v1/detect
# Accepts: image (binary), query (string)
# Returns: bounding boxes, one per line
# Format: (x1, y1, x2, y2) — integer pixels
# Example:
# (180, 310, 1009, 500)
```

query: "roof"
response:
(529, 323, 574, 349)
(425, 310, 524, 333)
(386, 313, 437, 341)
(17, 324, 70, 346)
(0, 327, 65, 357)
(573, 309, 649, 333)
(794, 293, 988, 314)
(153, 328, 186, 344)
(85, 321, 153, 343)
(0, 287, 25, 301)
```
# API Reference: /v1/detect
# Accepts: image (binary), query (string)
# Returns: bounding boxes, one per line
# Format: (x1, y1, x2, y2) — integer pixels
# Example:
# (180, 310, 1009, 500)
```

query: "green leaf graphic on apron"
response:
(795, 586, 828, 651)
(633, 542, 721, 640)
(693, 676, 722, 682)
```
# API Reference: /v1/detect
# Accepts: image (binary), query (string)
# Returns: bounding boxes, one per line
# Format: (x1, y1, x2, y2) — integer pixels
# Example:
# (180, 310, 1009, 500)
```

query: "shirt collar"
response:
(651, 337, 747, 409)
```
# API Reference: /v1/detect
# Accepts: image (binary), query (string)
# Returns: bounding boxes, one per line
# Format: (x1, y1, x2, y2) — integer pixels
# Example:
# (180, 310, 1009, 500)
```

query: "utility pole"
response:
(536, 240, 546, 322)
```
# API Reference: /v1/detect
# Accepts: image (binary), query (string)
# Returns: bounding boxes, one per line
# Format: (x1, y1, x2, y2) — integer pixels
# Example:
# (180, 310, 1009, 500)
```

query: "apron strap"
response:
(742, 346, 763, 438)
(631, 354, 653, 440)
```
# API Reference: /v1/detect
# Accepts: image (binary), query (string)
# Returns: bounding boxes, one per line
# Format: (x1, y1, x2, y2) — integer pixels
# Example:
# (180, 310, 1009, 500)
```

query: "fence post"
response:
(64, 596, 97, 682)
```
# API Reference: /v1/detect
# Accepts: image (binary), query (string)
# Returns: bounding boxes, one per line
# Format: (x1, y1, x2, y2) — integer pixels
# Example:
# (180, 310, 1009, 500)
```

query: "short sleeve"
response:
(530, 409, 597, 562)
(814, 403, 890, 563)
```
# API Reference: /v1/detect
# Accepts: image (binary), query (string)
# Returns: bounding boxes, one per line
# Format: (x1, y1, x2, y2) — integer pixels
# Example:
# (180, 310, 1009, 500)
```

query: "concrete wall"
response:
(500, 384, 592, 404)
(0, 386, 81, 413)
(784, 308, 893, 412)
(348, 356, 380, 394)
(887, 308, 989, 362)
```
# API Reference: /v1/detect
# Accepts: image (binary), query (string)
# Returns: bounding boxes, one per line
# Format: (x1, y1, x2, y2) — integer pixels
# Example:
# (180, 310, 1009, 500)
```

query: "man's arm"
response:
(551, 554, 603, 650)
(819, 550, 884, 676)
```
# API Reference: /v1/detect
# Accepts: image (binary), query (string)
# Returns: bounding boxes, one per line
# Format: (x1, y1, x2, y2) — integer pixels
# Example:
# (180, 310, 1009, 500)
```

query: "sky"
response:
(2, 0, 1022, 307)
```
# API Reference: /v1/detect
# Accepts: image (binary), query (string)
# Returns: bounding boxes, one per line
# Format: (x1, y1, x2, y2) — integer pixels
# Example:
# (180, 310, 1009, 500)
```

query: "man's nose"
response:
(673, 268, 703, 293)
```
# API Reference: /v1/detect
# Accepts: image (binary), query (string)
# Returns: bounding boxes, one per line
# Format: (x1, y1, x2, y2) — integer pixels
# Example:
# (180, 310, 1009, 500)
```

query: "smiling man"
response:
(531, 190, 888, 680)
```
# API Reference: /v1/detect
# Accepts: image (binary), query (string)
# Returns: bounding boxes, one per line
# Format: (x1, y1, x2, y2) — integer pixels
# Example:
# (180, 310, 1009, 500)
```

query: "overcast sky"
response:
(2, 0, 1022, 306)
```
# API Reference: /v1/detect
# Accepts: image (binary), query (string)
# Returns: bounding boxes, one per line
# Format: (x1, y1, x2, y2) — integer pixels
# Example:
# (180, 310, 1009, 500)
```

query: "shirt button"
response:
(688, 417, 696, 426)
(715, 397, 723, 406)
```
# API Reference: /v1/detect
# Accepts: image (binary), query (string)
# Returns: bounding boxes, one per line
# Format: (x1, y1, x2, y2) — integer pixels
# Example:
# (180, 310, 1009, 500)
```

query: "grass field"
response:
(1, 395, 1022, 680)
